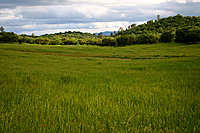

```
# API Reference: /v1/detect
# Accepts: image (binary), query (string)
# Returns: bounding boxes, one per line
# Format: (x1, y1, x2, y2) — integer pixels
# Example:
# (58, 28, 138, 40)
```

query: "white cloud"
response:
(74, 5, 108, 18)
(0, 7, 22, 20)
(18, 21, 132, 35)
(0, 0, 199, 34)
(67, 0, 167, 5)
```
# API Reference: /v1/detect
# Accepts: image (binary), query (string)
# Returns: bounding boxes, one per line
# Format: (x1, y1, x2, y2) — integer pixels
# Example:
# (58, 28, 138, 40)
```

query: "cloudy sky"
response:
(0, 0, 199, 35)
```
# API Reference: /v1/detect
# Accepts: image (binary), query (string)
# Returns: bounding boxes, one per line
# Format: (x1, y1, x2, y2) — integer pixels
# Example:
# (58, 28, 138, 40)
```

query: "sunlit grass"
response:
(0, 43, 200, 132)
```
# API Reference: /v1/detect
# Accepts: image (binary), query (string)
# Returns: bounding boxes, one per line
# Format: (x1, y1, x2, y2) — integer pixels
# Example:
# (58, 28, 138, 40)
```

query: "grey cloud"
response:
(110, 1, 200, 22)
(157, 1, 200, 16)
(20, 6, 83, 20)
(0, 0, 72, 9)
(0, 0, 199, 34)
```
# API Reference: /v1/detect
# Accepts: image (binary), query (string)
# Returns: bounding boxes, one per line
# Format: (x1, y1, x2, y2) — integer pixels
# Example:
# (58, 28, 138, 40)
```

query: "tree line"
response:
(0, 14, 200, 46)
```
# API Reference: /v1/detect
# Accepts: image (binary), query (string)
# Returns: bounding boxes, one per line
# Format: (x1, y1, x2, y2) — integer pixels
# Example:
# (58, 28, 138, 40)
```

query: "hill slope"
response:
(117, 14, 200, 36)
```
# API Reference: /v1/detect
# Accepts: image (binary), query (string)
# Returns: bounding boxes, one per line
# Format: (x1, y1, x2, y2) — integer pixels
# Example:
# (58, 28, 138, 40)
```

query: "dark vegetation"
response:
(0, 14, 200, 46)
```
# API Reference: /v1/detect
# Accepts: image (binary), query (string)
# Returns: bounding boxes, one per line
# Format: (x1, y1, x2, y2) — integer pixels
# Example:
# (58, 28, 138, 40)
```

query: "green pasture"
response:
(0, 43, 200, 132)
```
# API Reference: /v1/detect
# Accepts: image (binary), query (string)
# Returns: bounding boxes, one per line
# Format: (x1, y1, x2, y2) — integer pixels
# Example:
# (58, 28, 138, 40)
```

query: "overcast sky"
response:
(0, 0, 199, 35)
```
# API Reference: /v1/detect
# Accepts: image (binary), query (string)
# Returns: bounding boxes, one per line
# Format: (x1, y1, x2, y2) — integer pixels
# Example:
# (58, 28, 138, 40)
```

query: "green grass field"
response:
(0, 43, 200, 132)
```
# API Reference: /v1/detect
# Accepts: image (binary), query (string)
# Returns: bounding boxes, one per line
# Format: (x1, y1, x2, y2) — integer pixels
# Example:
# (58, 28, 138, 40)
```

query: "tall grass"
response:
(0, 43, 200, 132)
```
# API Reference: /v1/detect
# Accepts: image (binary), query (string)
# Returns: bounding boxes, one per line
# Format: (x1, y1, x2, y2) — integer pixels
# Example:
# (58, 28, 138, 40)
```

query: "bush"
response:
(102, 38, 118, 46)
(110, 39, 118, 47)
(0, 32, 18, 43)
(175, 27, 189, 43)
(160, 31, 174, 43)
(137, 34, 159, 44)
(94, 38, 102, 46)
(40, 38, 51, 45)
(175, 26, 200, 43)
(116, 36, 130, 46)
(185, 27, 200, 43)
(64, 38, 79, 45)
(128, 35, 137, 45)
(102, 38, 111, 46)
(51, 39, 61, 45)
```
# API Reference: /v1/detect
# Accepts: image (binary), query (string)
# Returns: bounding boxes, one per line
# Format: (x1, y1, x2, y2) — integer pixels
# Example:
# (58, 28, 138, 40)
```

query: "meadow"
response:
(0, 43, 200, 132)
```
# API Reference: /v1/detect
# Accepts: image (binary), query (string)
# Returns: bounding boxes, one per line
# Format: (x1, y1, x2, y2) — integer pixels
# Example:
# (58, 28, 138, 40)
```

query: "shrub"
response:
(128, 34, 137, 45)
(175, 26, 200, 43)
(137, 34, 159, 44)
(185, 27, 200, 43)
(175, 27, 189, 43)
(116, 36, 130, 46)
(51, 39, 61, 45)
(0, 32, 18, 43)
(160, 31, 174, 43)
(64, 38, 79, 45)
(102, 38, 118, 46)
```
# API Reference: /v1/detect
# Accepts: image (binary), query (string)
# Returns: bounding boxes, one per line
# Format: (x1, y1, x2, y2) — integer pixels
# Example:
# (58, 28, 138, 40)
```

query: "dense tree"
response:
(110, 32, 114, 37)
(31, 33, 35, 37)
(175, 27, 190, 43)
(102, 38, 118, 46)
(118, 27, 124, 32)
(175, 26, 200, 43)
(185, 27, 200, 43)
(63, 38, 79, 45)
(98, 33, 103, 39)
(128, 35, 137, 45)
(51, 39, 61, 45)
(117, 36, 130, 46)
(131, 24, 136, 28)
(137, 34, 159, 44)
(116, 14, 199, 37)
(157, 15, 160, 21)
(41, 38, 51, 45)
(0, 26, 4, 32)
(160, 31, 174, 43)
(0, 32, 18, 43)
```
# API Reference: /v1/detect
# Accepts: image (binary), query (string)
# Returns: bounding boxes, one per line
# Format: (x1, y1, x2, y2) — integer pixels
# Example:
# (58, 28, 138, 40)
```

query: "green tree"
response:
(128, 34, 137, 45)
(117, 36, 130, 46)
(185, 27, 200, 43)
(175, 27, 190, 43)
(31, 33, 35, 37)
(110, 32, 114, 37)
(0, 26, 4, 32)
(40, 38, 51, 45)
(131, 24, 136, 28)
(98, 33, 103, 39)
(157, 15, 160, 21)
(137, 34, 159, 44)
(102, 37, 118, 46)
(160, 31, 174, 43)
(118, 27, 124, 32)
(51, 39, 61, 45)
(0, 32, 18, 43)
(102, 38, 111, 46)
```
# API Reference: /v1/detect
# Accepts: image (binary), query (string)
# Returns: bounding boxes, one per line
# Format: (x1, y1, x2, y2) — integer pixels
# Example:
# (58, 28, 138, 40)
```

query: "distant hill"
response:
(41, 31, 98, 39)
(95, 31, 116, 36)
(116, 14, 200, 36)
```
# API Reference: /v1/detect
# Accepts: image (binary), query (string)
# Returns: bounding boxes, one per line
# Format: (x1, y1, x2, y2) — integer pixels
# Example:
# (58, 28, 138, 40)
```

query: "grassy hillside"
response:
(0, 43, 200, 132)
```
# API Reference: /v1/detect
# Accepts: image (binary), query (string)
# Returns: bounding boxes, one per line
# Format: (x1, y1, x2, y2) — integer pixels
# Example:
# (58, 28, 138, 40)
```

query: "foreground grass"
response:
(0, 43, 200, 132)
